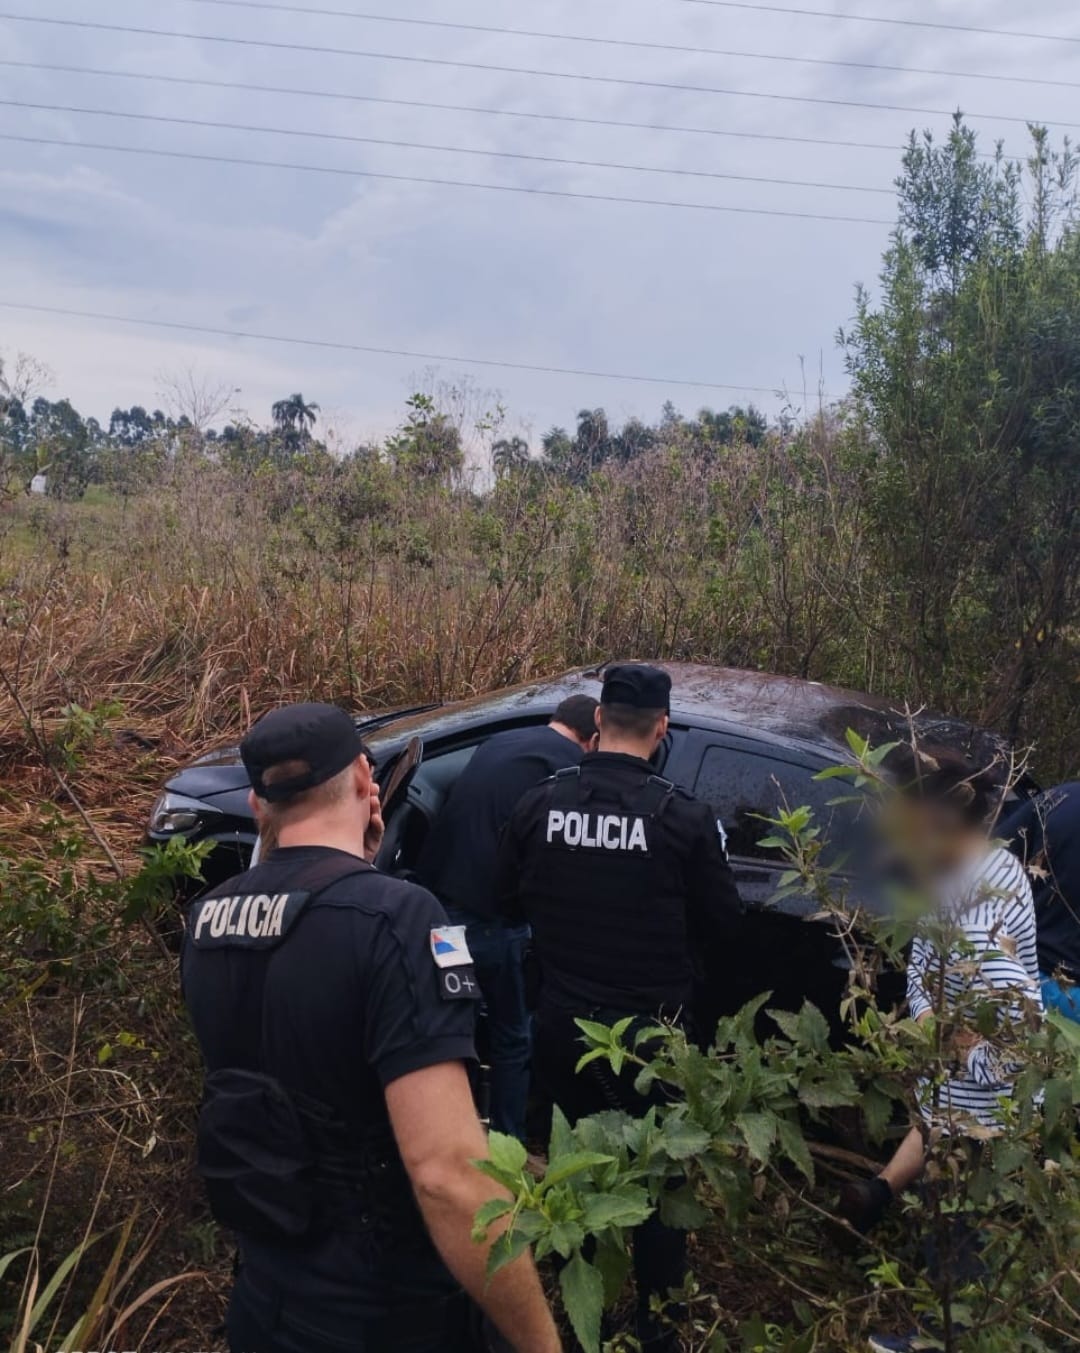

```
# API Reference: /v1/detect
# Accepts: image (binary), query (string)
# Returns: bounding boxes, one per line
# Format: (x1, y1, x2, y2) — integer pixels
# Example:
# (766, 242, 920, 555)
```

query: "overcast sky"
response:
(2, 0, 1079, 449)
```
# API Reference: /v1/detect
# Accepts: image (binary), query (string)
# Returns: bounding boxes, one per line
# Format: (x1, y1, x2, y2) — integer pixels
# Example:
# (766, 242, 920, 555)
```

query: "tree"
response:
(690, 404, 768, 450)
(573, 407, 610, 473)
(271, 392, 320, 444)
(842, 118, 1080, 736)
(609, 417, 656, 463)
(385, 393, 464, 485)
(491, 436, 530, 476)
(0, 351, 52, 499)
(27, 398, 101, 499)
(157, 367, 237, 433)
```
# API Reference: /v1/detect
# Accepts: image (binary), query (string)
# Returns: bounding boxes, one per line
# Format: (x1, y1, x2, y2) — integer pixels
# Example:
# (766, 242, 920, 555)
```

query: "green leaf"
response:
(28, 1232, 102, 1335)
(592, 1232, 633, 1306)
(795, 1001, 831, 1053)
(471, 1197, 512, 1242)
(658, 1183, 712, 1229)
(864, 739, 902, 767)
(548, 1218, 587, 1259)
(844, 728, 869, 758)
(574, 1018, 616, 1047)
(486, 1225, 532, 1279)
(776, 1118, 813, 1183)
(549, 1104, 575, 1160)
(542, 1151, 614, 1190)
(574, 1047, 612, 1074)
(767, 1008, 801, 1042)
(472, 1159, 520, 1190)
(559, 1251, 605, 1353)
(798, 1076, 858, 1110)
(486, 1131, 528, 1177)
(861, 1087, 893, 1143)
(736, 1111, 775, 1164)
(659, 1116, 711, 1161)
(581, 1186, 654, 1231)
(0, 1247, 33, 1281)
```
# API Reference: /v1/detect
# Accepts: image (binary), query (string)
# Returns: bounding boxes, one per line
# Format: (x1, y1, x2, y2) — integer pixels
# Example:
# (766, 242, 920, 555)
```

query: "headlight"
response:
(149, 791, 223, 835)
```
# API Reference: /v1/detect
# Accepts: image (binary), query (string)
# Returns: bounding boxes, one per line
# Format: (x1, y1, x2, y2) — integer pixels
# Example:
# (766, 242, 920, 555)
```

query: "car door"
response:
(680, 731, 851, 915)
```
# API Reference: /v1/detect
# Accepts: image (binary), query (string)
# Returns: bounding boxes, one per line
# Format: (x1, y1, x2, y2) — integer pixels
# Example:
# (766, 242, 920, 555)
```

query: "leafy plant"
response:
(475, 741, 1080, 1352)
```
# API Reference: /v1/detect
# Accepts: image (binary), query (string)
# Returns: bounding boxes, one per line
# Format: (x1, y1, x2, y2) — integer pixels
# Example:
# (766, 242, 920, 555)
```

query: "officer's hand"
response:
(363, 783, 385, 862)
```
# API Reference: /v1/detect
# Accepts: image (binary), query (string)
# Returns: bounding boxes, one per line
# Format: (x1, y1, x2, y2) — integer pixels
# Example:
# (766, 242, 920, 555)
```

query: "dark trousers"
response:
(533, 1008, 687, 1326)
(226, 1263, 478, 1353)
(447, 910, 531, 1140)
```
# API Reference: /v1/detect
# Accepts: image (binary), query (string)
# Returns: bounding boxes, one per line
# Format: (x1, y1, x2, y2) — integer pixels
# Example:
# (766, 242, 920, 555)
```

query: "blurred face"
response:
(879, 794, 972, 883)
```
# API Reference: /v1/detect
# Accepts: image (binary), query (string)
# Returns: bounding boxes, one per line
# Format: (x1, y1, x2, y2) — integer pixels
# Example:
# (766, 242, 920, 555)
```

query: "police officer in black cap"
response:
(495, 665, 742, 1346)
(182, 703, 560, 1353)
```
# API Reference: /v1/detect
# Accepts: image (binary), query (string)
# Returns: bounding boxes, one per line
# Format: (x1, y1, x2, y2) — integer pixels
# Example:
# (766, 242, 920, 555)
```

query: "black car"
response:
(148, 663, 1034, 1022)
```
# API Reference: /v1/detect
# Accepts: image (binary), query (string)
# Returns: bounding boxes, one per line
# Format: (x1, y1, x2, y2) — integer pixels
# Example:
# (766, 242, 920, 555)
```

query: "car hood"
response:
(165, 745, 248, 800)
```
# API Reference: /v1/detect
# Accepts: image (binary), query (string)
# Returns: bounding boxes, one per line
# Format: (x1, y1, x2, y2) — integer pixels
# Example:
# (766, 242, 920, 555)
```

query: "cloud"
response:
(1, 0, 1077, 440)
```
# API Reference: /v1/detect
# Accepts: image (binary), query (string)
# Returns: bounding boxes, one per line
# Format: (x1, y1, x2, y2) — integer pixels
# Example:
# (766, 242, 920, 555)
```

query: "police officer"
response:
(181, 703, 560, 1353)
(416, 695, 599, 1139)
(495, 665, 742, 1347)
(1002, 782, 1080, 1021)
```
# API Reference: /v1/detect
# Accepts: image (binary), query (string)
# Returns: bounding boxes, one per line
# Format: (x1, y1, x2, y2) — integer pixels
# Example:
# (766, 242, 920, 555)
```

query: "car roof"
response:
(366, 662, 1015, 773)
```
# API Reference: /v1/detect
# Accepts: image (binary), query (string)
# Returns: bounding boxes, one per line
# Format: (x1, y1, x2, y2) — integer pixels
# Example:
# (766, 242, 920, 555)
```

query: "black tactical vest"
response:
(519, 761, 699, 1017)
(187, 855, 419, 1250)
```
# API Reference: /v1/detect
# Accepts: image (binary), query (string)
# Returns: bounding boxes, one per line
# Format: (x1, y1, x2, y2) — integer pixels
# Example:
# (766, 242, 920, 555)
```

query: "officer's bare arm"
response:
(385, 1061, 561, 1353)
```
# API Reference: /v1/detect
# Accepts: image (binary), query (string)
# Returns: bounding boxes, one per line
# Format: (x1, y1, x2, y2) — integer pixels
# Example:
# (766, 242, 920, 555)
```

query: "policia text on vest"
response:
(191, 890, 300, 944)
(545, 808, 648, 852)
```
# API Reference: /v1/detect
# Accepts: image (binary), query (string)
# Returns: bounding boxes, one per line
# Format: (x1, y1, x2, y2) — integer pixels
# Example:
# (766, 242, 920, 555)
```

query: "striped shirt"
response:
(907, 845, 1043, 1130)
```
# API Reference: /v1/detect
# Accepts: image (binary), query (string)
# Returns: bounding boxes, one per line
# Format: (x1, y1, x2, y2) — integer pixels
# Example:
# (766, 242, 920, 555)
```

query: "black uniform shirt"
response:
(495, 751, 743, 1015)
(181, 846, 478, 1297)
(417, 724, 585, 919)
(1002, 783, 1080, 984)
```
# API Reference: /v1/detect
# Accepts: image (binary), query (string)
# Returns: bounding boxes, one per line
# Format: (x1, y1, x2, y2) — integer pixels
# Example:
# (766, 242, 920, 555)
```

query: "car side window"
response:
(694, 744, 854, 862)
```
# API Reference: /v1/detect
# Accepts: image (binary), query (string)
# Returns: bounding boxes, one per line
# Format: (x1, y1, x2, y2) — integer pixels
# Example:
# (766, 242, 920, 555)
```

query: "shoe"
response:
(838, 1176, 893, 1233)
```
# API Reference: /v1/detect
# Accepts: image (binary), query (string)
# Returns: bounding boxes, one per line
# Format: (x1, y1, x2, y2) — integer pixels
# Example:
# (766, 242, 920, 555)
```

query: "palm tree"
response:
(491, 436, 530, 476)
(574, 407, 610, 473)
(271, 393, 320, 441)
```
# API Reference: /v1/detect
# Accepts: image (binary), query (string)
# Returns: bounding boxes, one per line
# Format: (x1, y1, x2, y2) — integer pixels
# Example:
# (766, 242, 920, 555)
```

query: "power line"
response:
(0, 60, 936, 159)
(154, 0, 1080, 93)
(0, 301, 804, 396)
(670, 0, 1080, 46)
(2, 13, 1075, 131)
(0, 99, 893, 196)
(0, 133, 893, 223)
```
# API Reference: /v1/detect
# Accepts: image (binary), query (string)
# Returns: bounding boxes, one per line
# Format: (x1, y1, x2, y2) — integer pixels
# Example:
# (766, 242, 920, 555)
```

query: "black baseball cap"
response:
(241, 702, 366, 803)
(600, 663, 672, 711)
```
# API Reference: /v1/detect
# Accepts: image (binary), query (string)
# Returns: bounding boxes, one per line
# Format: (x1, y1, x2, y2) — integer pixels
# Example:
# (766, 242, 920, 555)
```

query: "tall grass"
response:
(2, 425, 1075, 772)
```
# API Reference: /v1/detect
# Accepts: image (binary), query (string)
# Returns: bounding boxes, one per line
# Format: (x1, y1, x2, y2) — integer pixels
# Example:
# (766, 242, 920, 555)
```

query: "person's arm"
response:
(906, 934, 934, 1021)
(493, 800, 531, 924)
(386, 1062, 560, 1353)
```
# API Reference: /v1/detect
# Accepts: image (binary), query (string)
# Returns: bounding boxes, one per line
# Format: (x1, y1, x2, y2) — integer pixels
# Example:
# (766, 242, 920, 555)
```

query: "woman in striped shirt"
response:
(841, 747, 1044, 1235)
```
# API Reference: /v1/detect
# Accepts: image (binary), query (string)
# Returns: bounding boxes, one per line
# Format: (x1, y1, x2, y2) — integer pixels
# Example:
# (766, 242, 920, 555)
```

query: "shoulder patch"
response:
(430, 925, 474, 969)
(189, 890, 311, 948)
